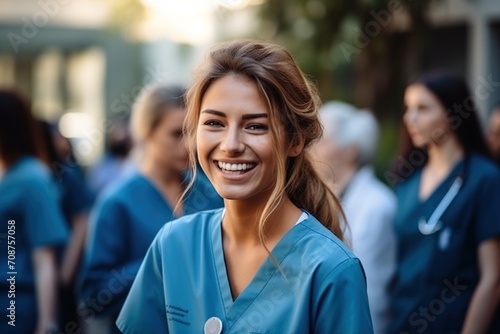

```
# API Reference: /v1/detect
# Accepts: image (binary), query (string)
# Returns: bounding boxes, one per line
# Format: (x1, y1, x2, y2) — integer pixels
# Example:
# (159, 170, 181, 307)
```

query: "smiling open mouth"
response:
(216, 161, 256, 172)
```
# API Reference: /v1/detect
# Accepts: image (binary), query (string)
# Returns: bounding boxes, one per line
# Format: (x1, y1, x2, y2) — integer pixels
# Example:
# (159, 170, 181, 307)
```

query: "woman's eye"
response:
(247, 124, 268, 131)
(417, 104, 429, 112)
(204, 120, 223, 128)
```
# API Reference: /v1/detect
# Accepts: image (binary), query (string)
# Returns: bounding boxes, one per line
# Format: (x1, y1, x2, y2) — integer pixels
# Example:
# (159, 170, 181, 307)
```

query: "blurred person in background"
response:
(389, 72, 500, 334)
(312, 101, 396, 334)
(79, 84, 223, 334)
(486, 103, 500, 165)
(87, 118, 133, 197)
(0, 90, 68, 334)
(38, 120, 93, 332)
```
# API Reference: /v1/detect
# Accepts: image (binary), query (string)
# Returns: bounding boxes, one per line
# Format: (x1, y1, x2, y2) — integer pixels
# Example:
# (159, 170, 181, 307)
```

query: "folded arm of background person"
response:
(461, 237, 500, 334)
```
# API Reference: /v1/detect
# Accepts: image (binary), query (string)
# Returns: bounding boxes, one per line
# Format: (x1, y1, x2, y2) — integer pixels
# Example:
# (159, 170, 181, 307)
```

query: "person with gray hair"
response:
(312, 101, 396, 334)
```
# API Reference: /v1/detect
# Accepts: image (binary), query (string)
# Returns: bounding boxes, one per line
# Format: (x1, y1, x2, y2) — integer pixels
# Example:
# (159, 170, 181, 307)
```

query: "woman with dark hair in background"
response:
(80, 84, 223, 334)
(486, 103, 500, 165)
(389, 72, 500, 333)
(0, 90, 68, 334)
(38, 120, 93, 332)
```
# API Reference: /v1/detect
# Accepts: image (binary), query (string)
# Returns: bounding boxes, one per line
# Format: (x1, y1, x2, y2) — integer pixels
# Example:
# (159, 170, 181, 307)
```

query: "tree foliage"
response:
(255, 0, 435, 118)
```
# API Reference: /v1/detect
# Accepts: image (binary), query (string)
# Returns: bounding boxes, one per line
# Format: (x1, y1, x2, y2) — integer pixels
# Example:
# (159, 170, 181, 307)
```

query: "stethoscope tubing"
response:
(417, 157, 467, 236)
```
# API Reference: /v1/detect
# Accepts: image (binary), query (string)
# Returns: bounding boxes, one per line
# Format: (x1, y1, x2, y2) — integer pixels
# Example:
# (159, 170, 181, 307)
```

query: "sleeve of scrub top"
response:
(474, 172, 500, 244)
(81, 199, 143, 317)
(24, 178, 68, 248)
(314, 258, 374, 334)
(116, 231, 168, 334)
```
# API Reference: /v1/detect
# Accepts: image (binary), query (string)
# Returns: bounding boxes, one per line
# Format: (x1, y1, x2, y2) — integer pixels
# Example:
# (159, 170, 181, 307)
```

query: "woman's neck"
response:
(140, 157, 185, 216)
(140, 157, 181, 187)
(222, 195, 301, 249)
(427, 136, 465, 174)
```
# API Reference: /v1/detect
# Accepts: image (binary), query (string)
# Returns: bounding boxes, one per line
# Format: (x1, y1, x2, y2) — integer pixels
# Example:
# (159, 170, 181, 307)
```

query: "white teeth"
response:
(217, 161, 255, 171)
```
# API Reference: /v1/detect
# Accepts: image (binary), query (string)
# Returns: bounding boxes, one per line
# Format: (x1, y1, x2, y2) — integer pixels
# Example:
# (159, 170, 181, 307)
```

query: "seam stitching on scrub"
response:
(299, 218, 354, 259)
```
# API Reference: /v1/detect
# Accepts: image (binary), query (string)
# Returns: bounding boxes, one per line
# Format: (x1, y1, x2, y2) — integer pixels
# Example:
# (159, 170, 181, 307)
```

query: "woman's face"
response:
(403, 84, 452, 148)
(487, 109, 500, 157)
(197, 74, 281, 202)
(147, 108, 188, 173)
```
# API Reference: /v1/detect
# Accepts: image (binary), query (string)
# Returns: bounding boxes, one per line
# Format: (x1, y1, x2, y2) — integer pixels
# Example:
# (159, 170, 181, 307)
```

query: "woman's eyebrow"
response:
(201, 109, 225, 117)
(242, 113, 268, 120)
(201, 109, 268, 120)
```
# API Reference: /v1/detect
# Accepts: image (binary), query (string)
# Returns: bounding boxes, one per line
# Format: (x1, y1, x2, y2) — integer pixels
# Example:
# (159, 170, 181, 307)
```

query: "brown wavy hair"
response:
(183, 39, 345, 243)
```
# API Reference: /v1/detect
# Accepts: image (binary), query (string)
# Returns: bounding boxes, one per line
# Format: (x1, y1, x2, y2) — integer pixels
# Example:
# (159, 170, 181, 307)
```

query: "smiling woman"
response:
(197, 75, 275, 203)
(117, 40, 374, 334)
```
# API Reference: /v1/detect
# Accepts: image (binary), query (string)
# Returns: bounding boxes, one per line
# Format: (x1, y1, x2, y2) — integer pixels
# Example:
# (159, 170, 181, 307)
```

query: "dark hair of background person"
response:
(395, 71, 491, 180)
(38, 120, 60, 164)
(107, 116, 132, 158)
(0, 89, 47, 168)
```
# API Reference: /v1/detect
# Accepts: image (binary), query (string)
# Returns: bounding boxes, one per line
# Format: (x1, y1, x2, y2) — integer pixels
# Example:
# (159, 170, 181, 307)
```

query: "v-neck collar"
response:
(416, 158, 464, 204)
(209, 209, 307, 329)
(137, 172, 179, 216)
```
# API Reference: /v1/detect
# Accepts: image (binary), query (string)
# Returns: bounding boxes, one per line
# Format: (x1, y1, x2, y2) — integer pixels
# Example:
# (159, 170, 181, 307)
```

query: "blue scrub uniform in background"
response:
(79, 170, 223, 326)
(57, 165, 94, 225)
(117, 208, 373, 334)
(0, 156, 68, 334)
(389, 154, 500, 334)
(54, 164, 93, 331)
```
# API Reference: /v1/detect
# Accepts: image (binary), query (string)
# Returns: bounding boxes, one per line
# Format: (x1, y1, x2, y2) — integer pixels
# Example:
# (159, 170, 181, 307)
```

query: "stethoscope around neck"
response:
(417, 163, 466, 235)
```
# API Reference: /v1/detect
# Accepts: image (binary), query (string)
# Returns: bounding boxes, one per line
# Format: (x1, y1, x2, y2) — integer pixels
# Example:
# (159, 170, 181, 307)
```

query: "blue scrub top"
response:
(389, 154, 500, 334)
(117, 208, 373, 334)
(79, 170, 223, 319)
(0, 156, 68, 334)
(57, 165, 93, 225)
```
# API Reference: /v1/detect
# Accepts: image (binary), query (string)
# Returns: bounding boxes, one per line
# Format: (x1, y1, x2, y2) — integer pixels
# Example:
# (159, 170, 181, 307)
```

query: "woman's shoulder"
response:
(156, 208, 224, 241)
(95, 172, 147, 205)
(297, 213, 361, 272)
(2, 156, 52, 190)
(467, 153, 500, 178)
(13, 155, 48, 177)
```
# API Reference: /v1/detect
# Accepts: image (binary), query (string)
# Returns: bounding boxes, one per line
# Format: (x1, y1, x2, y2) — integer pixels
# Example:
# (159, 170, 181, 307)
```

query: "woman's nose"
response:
(404, 108, 417, 124)
(219, 128, 244, 155)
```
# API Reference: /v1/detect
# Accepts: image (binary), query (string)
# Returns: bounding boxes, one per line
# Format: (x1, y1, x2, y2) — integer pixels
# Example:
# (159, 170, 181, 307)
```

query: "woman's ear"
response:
(287, 135, 305, 157)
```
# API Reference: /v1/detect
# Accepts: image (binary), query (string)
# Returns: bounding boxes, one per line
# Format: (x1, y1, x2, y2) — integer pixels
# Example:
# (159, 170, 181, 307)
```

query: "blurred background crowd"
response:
(0, 0, 499, 333)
